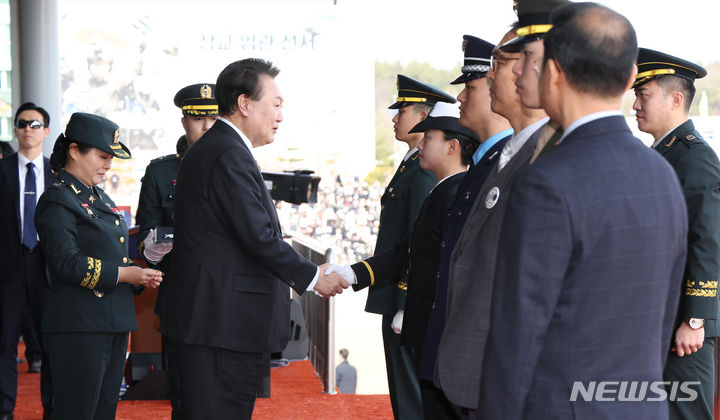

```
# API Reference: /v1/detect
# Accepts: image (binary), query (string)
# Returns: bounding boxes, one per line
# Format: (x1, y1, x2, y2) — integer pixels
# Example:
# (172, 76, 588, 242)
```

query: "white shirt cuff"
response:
(306, 267, 320, 292)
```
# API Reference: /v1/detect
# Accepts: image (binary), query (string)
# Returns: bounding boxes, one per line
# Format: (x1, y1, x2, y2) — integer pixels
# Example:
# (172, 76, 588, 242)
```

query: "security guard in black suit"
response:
(633, 48, 720, 420)
(366, 74, 454, 419)
(35, 113, 162, 420)
(135, 83, 218, 418)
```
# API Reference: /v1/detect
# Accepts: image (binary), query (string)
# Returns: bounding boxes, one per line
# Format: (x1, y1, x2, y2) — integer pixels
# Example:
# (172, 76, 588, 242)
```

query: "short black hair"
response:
(216, 58, 280, 116)
(443, 131, 478, 166)
(655, 75, 696, 113)
(14, 102, 50, 128)
(544, 2, 637, 97)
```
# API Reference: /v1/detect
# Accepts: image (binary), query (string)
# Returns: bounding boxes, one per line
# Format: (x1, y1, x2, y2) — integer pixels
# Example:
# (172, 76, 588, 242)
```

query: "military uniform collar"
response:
(403, 146, 419, 162)
(57, 169, 94, 197)
(654, 119, 696, 152)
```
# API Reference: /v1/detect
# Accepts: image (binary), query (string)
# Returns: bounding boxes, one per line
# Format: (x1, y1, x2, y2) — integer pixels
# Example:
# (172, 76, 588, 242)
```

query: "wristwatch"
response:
(685, 318, 705, 330)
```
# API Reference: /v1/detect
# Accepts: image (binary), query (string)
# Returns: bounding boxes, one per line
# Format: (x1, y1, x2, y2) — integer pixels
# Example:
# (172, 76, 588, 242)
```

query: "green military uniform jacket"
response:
(135, 152, 181, 318)
(655, 119, 720, 336)
(35, 169, 137, 333)
(365, 150, 435, 316)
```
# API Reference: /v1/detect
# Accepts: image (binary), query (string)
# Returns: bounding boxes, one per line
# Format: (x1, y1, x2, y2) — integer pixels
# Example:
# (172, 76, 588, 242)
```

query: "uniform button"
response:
(405, 269, 409, 275)
(382, 205, 385, 210)
(466, 191, 471, 199)
(122, 257, 128, 263)
(120, 237, 125, 243)
(440, 241, 445, 248)
(391, 193, 395, 198)
(457, 210, 462, 216)
(447, 211, 451, 216)
(115, 220, 120, 226)
(94, 290, 104, 298)
(436, 273, 440, 279)
(389, 187, 394, 192)
(432, 302, 436, 309)
(407, 247, 411, 254)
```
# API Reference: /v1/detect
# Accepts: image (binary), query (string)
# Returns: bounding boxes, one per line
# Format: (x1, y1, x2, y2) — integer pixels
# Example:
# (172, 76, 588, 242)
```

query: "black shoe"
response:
(43, 408, 52, 420)
(28, 360, 41, 373)
(15, 358, 24, 364)
(0, 411, 14, 420)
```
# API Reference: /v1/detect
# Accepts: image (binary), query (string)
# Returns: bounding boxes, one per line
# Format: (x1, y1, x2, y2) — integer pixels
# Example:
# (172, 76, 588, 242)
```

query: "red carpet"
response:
(14, 343, 392, 419)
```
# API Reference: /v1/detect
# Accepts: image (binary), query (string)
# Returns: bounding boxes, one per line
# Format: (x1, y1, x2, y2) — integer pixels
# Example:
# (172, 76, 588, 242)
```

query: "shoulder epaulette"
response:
(149, 153, 181, 165)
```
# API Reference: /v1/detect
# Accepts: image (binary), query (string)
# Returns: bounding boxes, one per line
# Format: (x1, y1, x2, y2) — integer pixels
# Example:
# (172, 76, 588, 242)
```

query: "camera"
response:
(261, 170, 321, 205)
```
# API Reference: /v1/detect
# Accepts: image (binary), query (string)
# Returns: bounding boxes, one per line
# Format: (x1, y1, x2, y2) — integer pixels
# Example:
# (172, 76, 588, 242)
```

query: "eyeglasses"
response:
(490, 54, 520, 72)
(15, 119, 44, 129)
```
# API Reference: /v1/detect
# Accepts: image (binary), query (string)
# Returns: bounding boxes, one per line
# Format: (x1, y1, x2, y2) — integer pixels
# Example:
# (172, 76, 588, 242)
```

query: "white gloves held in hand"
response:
(391, 310, 404, 334)
(142, 228, 173, 264)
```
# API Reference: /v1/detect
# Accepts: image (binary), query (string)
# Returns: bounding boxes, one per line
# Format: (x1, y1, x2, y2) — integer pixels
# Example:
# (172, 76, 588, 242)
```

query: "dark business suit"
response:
(436, 129, 538, 411)
(135, 151, 182, 417)
(655, 120, 720, 420)
(0, 153, 53, 414)
(35, 169, 137, 420)
(162, 120, 317, 419)
(366, 150, 435, 420)
(478, 116, 688, 419)
(420, 136, 509, 385)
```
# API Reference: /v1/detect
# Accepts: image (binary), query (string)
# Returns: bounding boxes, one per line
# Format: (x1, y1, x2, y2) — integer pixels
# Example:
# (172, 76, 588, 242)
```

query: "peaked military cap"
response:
(61, 112, 131, 159)
(451, 35, 495, 85)
(501, 0, 570, 52)
(173, 83, 219, 116)
(409, 102, 480, 144)
(388, 75, 456, 109)
(633, 48, 707, 89)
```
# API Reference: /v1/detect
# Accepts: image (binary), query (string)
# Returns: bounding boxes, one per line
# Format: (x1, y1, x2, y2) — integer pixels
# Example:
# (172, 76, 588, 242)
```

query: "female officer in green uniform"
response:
(35, 113, 162, 420)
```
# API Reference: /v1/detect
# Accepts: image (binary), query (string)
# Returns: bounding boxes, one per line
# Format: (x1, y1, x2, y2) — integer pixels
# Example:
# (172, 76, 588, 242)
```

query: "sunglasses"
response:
(15, 119, 44, 129)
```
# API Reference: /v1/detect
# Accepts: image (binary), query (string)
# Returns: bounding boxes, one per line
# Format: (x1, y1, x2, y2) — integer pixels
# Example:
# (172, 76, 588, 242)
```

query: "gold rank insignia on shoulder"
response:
(665, 136, 678, 148)
(686, 134, 696, 141)
(200, 84, 212, 99)
(113, 129, 120, 144)
(70, 183, 81, 194)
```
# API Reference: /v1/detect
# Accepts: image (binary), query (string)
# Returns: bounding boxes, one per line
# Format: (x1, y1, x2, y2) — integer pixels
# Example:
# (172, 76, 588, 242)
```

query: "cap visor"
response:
(450, 73, 485, 85)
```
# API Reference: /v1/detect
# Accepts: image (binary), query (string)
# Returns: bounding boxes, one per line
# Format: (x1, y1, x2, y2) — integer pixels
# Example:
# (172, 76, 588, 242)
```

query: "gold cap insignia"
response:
(113, 129, 120, 144)
(200, 84, 212, 99)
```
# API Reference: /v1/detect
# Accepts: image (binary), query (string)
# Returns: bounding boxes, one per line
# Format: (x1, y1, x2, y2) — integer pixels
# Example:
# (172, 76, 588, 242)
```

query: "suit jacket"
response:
(352, 172, 463, 348)
(654, 119, 720, 337)
(436, 129, 539, 409)
(0, 152, 53, 285)
(35, 169, 137, 332)
(365, 151, 435, 316)
(336, 361, 357, 394)
(135, 152, 182, 318)
(162, 121, 317, 354)
(420, 136, 508, 381)
(477, 116, 687, 419)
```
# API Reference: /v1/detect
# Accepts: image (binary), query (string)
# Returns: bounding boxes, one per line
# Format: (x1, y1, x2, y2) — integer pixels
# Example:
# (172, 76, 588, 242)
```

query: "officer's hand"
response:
(672, 322, 704, 357)
(143, 228, 173, 264)
(119, 266, 163, 288)
(314, 268, 350, 298)
(323, 263, 356, 285)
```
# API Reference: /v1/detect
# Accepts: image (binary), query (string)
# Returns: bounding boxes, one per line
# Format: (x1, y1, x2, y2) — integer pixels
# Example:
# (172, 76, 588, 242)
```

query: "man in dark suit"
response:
(633, 48, 720, 420)
(162, 58, 348, 420)
(434, 21, 554, 415)
(478, 4, 688, 419)
(365, 74, 453, 419)
(136, 83, 219, 419)
(0, 103, 54, 420)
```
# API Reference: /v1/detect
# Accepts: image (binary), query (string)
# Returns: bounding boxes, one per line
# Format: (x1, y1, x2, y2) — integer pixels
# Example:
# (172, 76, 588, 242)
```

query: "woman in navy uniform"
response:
(35, 113, 162, 420)
(332, 102, 477, 419)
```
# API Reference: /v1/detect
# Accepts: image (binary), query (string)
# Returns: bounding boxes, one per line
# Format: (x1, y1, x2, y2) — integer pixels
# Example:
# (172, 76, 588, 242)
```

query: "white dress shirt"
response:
(498, 117, 550, 171)
(17, 152, 45, 241)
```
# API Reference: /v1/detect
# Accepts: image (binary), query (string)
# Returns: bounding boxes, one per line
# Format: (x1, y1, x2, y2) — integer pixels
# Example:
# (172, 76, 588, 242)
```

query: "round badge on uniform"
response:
(485, 187, 500, 209)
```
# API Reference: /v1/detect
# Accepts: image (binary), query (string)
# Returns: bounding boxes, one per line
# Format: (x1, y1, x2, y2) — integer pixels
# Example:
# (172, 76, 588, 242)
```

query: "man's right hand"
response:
(313, 265, 350, 298)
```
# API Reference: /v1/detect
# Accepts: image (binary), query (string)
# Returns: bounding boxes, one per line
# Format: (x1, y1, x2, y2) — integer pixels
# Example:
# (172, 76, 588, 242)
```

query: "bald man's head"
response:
(543, 2, 637, 97)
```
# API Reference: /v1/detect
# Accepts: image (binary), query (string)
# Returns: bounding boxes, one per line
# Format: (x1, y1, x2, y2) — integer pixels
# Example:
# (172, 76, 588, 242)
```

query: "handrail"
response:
(288, 234, 336, 395)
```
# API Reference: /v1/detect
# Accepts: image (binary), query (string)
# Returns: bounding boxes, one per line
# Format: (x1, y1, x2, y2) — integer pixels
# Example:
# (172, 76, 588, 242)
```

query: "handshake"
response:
(313, 263, 357, 298)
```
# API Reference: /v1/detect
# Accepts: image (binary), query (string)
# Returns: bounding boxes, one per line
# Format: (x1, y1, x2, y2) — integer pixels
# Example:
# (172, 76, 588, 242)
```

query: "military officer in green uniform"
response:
(633, 48, 720, 420)
(367, 74, 454, 419)
(135, 83, 218, 418)
(35, 113, 162, 420)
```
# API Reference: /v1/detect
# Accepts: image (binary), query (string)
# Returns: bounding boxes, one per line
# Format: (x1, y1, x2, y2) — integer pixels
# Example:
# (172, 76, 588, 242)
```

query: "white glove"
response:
(324, 264, 357, 285)
(391, 309, 404, 335)
(142, 228, 173, 264)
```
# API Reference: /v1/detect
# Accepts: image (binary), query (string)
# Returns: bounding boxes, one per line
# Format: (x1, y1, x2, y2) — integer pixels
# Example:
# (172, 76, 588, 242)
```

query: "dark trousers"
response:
(409, 344, 461, 420)
(664, 337, 715, 420)
(173, 339, 264, 420)
(162, 333, 181, 419)
(44, 331, 128, 420)
(22, 308, 42, 364)
(381, 314, 423, 420)
(0, 249, 52, 413)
